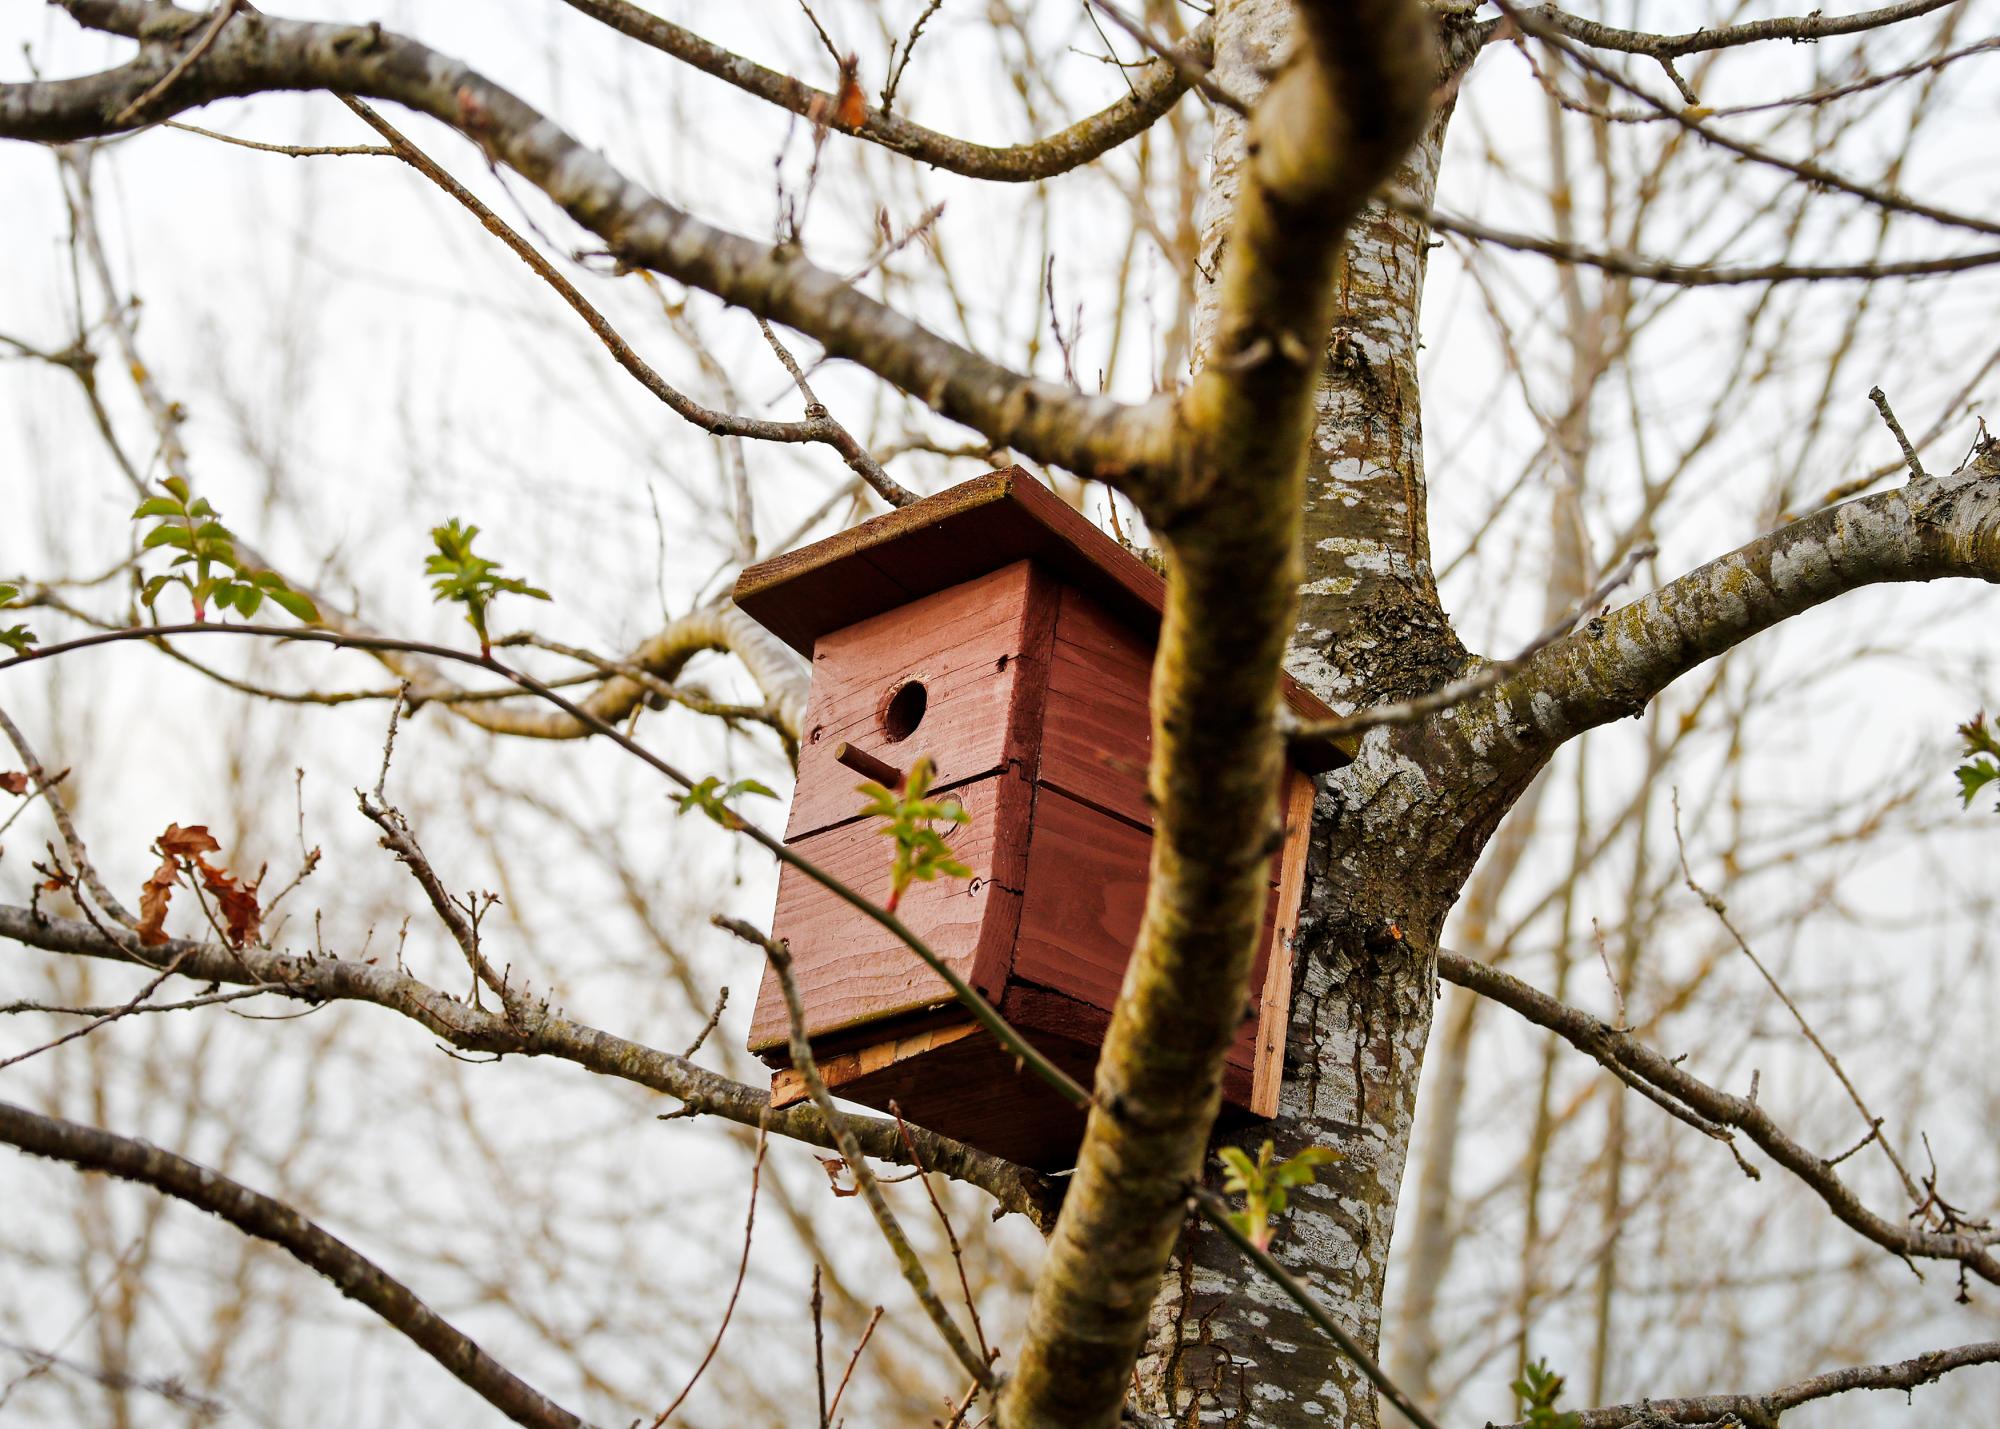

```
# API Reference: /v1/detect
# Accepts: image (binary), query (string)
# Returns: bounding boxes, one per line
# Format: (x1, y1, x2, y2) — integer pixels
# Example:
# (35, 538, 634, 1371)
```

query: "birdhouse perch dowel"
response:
(832, 741, 903, 788)
(730, 468, 1355, 1170)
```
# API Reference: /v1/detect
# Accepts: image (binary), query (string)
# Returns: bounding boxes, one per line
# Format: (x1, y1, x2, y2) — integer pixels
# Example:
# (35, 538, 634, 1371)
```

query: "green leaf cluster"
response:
(425, 519, 550, 655)
(0, 583, 34, 655)
(133, 478, 317, 623)
(1955, 713, 2000, 812)
(856, 755, 970, 912)
(1511, 1358, 1581, 1429)
(674, 775, 777, 831)
(1217, 1139, 1338, 1251)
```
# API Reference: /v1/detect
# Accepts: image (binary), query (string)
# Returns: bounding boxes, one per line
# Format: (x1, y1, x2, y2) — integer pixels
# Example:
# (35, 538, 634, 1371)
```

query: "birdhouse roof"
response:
(732, 469, 1353, 771)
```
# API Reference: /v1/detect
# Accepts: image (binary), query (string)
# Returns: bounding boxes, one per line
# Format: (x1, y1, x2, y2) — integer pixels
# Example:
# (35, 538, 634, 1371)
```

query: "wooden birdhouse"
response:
(732, 469, 1350, 1169)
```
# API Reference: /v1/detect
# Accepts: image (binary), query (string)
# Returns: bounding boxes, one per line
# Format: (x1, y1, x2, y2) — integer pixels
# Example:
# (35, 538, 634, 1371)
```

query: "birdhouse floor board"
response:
(766, 982, 1259, 1168)
(768, 1016, 1097, 1171)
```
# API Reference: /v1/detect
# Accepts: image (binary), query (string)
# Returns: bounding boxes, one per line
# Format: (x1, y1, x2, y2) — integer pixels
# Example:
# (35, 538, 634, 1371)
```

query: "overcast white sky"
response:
(2, 3, 1999, 1424)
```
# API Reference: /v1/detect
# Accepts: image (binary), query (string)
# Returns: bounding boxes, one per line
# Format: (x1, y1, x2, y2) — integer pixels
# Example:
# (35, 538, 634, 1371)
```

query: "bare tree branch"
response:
(1446, 454, 2000, 770)
(1520, 0, 1959, 61)
(1489, 1338, 2000, 1427)
(558, 0, 1209, 182)
(3, 0, 1173, 496)
(1438, 950, 2000, 1283)
(0, 1098, 597, 1429)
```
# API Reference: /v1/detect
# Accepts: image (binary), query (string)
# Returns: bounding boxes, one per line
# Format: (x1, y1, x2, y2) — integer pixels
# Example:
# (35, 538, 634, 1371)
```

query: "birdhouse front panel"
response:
(732, 470, 1348, 1169)
(780, 559, 1057, 842)
(746, 558, 1056, 1051)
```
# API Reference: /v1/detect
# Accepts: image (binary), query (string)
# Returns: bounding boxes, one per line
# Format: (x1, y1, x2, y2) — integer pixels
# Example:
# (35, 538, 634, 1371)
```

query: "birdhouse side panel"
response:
(785, 560, 1058, 840)
(1012, 787, 1277, 1077)
(747, 771, 1031, 1053)
(1012, 787, 1150, 1010)
(1037, 586, 1153, 828)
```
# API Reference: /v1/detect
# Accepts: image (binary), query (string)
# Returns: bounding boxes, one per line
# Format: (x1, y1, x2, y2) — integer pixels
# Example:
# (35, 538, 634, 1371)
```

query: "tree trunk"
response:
(1133, 6, 1507, 1424)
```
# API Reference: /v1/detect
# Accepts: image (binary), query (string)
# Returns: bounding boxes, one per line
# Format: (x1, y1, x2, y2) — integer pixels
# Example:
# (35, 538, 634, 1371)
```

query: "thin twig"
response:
(812, 1268, 828, 1429)
(1671, 795, 1927, 1211)
(165, 119, 390, 157)
(0, 987, 271, 1017)
(0, 701, 134, 928)
(0, 1099, 595, 1429)
(0, 949, 190, 1072)
(824, 1304, 883, 1426)
(756, 318, 915, 506)
(374, 681, 409, 802)
(892, 1104, 991, 1366)
(680, 986, 729, 1058)
(1086, 0, 1246, 112)
(648, 1125, 766, 1426)
(1399, 192, 2000, 287)
(880, 0, 943, 113)
(712, 914, 993, 1388)
(1868, 385, 1929, 481)
(110, 0, 242, 127)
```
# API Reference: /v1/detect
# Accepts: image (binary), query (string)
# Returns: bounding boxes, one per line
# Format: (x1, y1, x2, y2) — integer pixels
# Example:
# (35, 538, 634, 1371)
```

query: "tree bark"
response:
(1135, 7, 1481, 1425)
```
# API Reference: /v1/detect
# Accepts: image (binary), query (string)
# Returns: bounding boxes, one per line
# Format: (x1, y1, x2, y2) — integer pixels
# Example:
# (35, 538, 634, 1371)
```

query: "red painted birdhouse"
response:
(732, 469, 1350, 1169)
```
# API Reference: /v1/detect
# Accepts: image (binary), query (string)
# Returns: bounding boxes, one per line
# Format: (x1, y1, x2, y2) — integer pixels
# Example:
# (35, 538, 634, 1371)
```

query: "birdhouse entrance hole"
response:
(881, 679, 927, 742)
(731, 470, 1354, 1169)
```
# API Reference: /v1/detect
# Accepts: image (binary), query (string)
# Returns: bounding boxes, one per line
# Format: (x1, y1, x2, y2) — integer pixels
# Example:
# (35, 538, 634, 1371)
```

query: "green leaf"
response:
(853, 755, 975, 911)
(1953, 713, 2000, 812)
(265, 587, 319, 621)
(1214, 1140, 1335, 1252)
(1957, 759, 2000, 810)
(131, 496, 185, 519)
(674, 774, 776, 828)
(1511, 1358, 1582, 1429)
(0, 624, 35, 654)
(142, 524, 192, 550)
(426, 518, 551, 649)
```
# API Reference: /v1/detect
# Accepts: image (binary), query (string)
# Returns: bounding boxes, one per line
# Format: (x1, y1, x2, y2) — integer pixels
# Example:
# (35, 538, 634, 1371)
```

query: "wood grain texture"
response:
(1251, 767, 1317, 1116)
(747, 771, 1031, 1052)
(786, 561, 1055, 839)
(1015, 787, 1151, 1012)
(1015, 786, 1274, 1087)
(1039, 586, 1153, 827)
